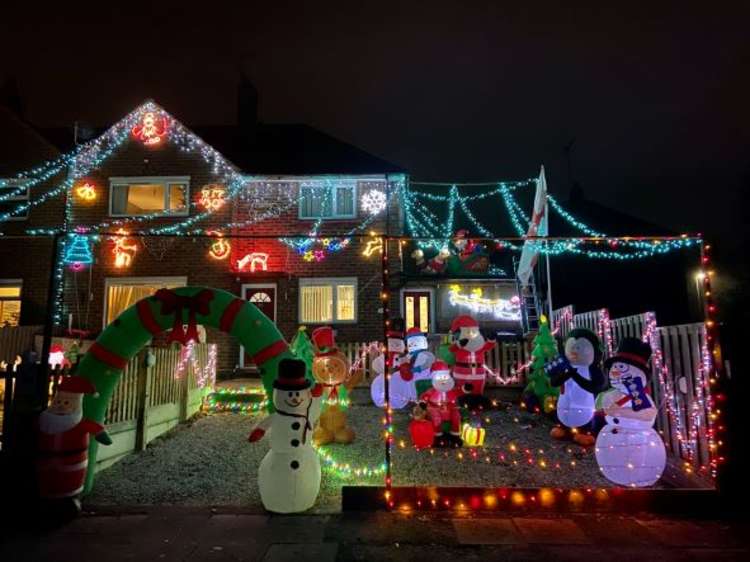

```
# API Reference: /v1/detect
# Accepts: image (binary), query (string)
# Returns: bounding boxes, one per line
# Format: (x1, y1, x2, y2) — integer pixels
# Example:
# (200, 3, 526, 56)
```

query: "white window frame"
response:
(0, 179, 30, 221)
(400, 287, 436, 333)
(108, 176, 190, 218)
(103, 276, 187, 328)
(240, 283, 278, 368)
(298, 180, 357, 220)
(0, 279, 23, 326)
(298, 277, 358, 324)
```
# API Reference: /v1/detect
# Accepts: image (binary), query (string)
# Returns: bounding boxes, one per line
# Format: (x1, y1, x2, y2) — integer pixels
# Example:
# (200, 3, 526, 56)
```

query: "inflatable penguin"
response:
(248, 359, 324, 513)
(595, 338, 666, 487)
(546, 328, 605, 446)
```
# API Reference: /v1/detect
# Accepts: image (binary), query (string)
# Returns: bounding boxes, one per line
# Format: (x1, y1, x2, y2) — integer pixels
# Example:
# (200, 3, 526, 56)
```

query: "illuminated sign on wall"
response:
(237, 252, 269, 272)
(199, 184, 227, 211)
(75, 182, 97, 202)
(132, 111, 168, 145)
(206, 231, 231, 260)
(112, 228, 138, 268)
(445, 284, 521, 321)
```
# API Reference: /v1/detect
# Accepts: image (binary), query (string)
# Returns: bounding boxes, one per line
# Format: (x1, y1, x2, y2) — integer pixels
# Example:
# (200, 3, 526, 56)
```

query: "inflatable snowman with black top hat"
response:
(248, 358, 324, 513)
(371, 317, 412, 409)
(595, 338, 666, 487)
(546, 328, 606, 446)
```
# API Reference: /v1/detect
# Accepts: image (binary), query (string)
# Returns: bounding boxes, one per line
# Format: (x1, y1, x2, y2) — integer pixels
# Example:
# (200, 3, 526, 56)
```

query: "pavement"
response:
(1, 508, 748, 562)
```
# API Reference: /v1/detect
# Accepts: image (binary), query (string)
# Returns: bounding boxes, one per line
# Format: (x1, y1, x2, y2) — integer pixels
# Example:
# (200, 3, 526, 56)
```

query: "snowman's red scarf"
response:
(275, 399, 314, 444)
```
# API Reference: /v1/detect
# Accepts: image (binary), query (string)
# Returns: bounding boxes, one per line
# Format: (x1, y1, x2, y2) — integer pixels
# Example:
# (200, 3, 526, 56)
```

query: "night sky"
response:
(1, 4, 748, 258)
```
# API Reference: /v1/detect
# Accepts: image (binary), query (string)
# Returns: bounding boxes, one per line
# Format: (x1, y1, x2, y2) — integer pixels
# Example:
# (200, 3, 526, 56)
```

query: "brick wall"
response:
(3, 126, 407, 374)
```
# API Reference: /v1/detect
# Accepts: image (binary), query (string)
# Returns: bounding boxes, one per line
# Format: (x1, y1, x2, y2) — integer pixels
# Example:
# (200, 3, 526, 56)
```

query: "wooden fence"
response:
(99, 343, 216, 471)
(0, 325, 41, 365)
(0, 328, 215, 469)
(340, 338, 532, 388)
(552, 305, 714, 478)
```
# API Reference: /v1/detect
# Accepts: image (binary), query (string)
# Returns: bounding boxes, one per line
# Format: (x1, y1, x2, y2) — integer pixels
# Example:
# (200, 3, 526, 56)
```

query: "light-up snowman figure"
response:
(595, 338, 666, 487)
(370, 319, 412, 409)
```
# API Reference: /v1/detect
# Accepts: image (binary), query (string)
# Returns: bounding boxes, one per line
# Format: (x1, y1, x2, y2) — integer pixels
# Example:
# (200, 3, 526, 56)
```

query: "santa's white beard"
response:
(39, 410, 82, 434)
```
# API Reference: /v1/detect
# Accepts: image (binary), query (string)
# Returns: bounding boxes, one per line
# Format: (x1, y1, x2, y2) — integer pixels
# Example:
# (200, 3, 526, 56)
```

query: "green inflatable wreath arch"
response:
(77, 286, 294, 492)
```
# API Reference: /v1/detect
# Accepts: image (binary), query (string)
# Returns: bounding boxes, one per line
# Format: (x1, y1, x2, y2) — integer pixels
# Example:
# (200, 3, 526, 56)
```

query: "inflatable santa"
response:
(418, 361, 463, 447)
(36, 376, 112, 509)
(449, 315, 495, 408)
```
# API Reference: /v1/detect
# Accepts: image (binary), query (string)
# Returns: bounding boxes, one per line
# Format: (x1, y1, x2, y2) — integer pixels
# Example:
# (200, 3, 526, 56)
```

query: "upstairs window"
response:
(109, 176, 189, 217)
(0, 281, 22, 326)
(0, 179, 30, 221)
(299, 181, 356, 219)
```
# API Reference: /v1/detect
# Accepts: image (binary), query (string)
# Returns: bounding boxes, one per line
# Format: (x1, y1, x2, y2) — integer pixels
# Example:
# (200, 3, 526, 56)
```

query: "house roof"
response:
(36, 121, 404, 177)
(0, 106, 61, 176)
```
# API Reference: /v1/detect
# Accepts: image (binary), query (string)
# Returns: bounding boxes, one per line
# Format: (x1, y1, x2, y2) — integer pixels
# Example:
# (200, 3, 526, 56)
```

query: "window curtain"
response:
(111, 185, 129, 215)
(336, 186, 354, 216)
(300, 286, 333, 323)
(107, 285, 159, 324)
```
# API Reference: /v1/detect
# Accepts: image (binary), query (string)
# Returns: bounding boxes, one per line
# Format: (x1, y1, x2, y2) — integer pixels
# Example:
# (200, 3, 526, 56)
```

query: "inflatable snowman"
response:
(399, 327, 436, 400)
(546, 329, 605, 446)
(595, 338, 666, 487)
(248, 358, 324, 513)
(370, 318, 412, 409)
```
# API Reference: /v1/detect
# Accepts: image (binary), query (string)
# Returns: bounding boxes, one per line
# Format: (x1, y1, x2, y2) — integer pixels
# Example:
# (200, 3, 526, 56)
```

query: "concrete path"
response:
(1, 509, 748, 561)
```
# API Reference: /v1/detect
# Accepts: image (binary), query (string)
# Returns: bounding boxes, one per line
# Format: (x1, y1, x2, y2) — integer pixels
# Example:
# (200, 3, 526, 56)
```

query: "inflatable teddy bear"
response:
(310, 327, 363, 445)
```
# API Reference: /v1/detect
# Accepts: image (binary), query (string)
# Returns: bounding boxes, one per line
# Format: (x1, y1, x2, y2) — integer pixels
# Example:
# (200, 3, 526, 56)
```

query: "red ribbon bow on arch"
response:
(154, 288, 214, 345)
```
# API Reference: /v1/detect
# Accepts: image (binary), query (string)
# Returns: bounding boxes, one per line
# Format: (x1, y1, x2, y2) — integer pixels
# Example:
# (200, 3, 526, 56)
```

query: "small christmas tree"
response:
(522, 315, 560, 413)
(290, 326, 315, 381)
(63, 234, 94, 268)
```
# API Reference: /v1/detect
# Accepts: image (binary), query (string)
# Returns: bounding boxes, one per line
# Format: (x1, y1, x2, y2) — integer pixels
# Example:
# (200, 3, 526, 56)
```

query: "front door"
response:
(240, 284, 277, 368)
(403, 290, 431, 333)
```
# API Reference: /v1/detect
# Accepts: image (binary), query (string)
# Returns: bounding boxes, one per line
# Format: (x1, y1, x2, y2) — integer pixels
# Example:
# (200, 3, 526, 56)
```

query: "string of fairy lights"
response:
(0, 99, 724, 498)
(404, 181, 700, 259)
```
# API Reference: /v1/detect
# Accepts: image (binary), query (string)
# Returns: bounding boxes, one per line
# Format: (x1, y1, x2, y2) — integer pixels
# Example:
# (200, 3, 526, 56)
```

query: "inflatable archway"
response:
(77, 286, 294, 491)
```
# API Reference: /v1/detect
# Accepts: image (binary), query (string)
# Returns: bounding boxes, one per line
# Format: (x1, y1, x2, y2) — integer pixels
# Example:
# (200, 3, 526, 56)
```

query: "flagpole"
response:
(544, 196, 554, 321)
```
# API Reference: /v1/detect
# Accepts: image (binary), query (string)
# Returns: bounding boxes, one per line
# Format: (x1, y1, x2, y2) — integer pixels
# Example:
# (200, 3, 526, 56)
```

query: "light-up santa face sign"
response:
(132, 111, 168, 145)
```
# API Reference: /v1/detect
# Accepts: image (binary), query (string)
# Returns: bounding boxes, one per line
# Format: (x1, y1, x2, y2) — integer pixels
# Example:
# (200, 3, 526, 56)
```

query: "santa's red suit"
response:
(36, 418, 104, 499)
(419, 387, 462, 435)
(449, 342, 495, 395)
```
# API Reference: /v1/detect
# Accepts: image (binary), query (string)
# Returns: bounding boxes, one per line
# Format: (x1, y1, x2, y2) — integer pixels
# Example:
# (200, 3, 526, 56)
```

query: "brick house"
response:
(0, 83, 406, 374)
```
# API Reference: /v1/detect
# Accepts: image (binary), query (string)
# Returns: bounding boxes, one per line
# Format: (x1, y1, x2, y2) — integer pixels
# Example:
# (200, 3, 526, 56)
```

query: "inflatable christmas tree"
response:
(290, 326, 315, 380)
(522, 315, 560, 413)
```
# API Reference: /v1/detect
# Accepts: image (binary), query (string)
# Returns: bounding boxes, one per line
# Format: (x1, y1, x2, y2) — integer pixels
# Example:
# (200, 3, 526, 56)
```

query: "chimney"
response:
(237, 72, 258, 143)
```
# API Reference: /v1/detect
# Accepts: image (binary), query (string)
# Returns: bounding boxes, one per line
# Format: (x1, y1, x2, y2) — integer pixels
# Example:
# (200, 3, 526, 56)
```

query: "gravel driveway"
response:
(86, 390, 666, 511)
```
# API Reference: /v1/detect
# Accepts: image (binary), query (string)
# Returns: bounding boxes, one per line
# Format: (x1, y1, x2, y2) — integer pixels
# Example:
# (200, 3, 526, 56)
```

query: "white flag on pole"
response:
(516, 166, 548, 286)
